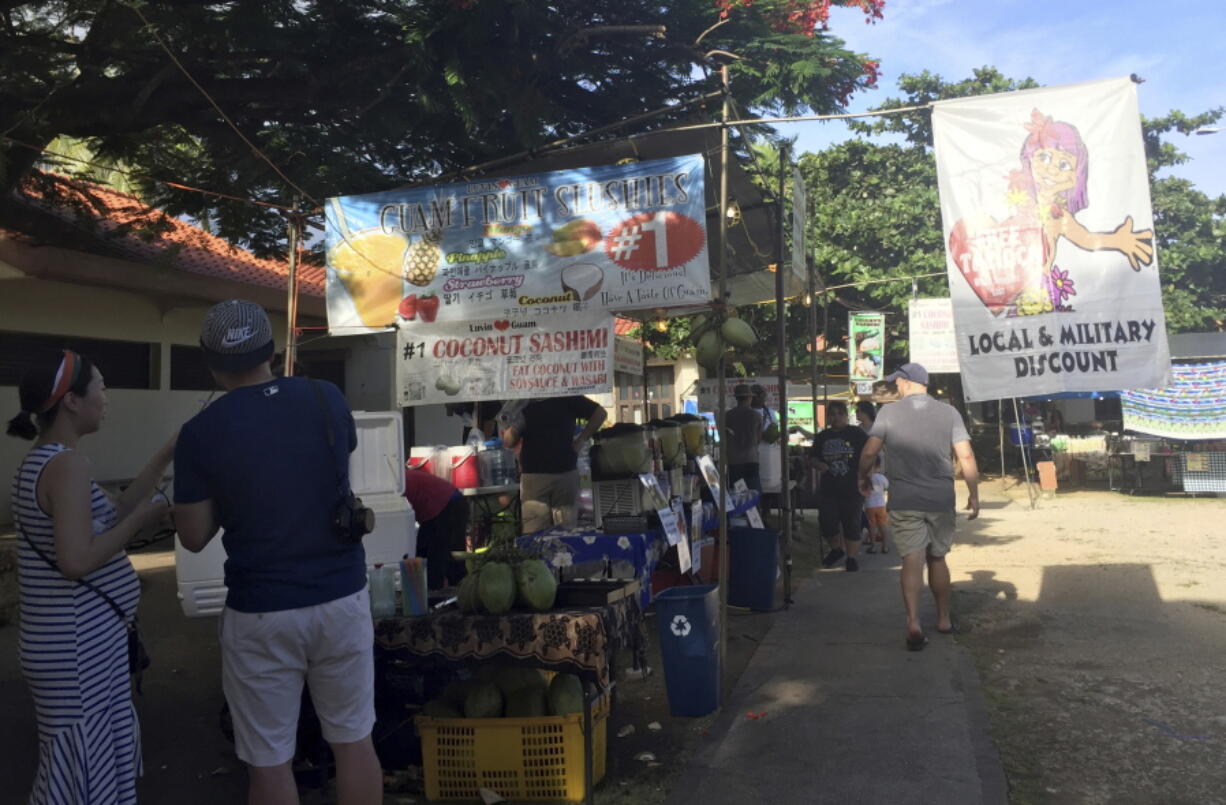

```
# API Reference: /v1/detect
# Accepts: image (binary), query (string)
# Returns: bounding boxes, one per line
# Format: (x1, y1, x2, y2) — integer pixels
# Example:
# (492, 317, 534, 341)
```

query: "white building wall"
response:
(0, 276, 287, 525)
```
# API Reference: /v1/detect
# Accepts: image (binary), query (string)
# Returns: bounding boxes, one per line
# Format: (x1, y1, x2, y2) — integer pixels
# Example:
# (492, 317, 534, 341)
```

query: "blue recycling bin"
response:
(728, 527, 780, 611)
(1008, 424, 1034, 446)
(655, 585, 720, 717)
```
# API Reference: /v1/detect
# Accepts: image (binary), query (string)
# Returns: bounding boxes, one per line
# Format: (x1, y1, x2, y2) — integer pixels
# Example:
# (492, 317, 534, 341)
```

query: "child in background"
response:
(864, 456, 890, 554)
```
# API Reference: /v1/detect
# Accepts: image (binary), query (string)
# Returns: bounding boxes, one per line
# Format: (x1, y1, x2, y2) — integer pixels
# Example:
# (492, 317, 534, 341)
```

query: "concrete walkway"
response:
(666, 553, 1008, 805)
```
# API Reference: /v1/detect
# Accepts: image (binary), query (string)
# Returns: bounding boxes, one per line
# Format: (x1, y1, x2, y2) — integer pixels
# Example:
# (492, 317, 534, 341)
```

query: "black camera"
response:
(334, 491, 375, 543)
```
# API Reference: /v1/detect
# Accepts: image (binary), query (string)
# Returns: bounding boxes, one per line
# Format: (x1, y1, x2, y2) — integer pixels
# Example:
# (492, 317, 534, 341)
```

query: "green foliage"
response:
(1, 0, 883, 255)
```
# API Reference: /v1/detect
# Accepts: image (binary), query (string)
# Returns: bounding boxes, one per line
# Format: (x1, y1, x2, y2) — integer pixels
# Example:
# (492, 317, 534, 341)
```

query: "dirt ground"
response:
(949, 480, 1226, 804)
(4, 482, 1225, 804)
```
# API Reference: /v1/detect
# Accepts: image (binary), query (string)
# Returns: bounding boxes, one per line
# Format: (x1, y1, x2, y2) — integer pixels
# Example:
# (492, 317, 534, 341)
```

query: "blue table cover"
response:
(518, 527, 667, 608)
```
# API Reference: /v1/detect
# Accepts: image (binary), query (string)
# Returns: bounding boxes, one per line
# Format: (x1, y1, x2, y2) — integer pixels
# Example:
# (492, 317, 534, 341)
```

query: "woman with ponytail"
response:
(7, 350, 175, 804)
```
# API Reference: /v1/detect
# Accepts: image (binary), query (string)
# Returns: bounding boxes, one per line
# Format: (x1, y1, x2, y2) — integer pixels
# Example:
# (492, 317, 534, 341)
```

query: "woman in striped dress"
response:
(7, 351, 174, 804)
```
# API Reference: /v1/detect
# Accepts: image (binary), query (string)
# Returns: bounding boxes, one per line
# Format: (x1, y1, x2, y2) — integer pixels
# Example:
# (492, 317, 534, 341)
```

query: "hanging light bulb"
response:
(655, 319, 669, 333)
(725, 200, 742, 226)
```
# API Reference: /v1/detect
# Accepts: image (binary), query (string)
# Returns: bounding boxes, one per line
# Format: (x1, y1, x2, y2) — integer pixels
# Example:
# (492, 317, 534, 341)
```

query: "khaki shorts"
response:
(889, 509, 956, 558)
(520, 470, 580, 534)
(220, 589, 375, 767)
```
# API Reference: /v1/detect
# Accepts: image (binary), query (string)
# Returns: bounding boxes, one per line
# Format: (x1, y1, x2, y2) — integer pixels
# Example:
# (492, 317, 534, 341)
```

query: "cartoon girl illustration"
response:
(1006, 109, 1154, 315)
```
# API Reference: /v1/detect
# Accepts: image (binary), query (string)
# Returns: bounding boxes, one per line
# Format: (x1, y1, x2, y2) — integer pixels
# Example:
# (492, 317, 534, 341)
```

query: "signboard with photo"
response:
(396, 311, 613, 406)
(849, 312, 886, 382)
(325, 155, 710, 334)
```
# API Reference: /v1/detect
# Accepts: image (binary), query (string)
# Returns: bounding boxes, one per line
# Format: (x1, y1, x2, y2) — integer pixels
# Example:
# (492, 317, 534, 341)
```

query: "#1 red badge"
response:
(605, 212, 705, 272)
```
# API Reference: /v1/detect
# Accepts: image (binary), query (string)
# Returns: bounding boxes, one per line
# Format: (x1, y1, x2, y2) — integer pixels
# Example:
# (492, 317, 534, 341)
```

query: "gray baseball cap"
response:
(885, 362, 929, 386)
(199, 299, 275, 372)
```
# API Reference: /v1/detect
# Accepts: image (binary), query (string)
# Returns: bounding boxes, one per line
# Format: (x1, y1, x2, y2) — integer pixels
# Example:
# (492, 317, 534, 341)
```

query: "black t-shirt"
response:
(809, 426, 868, 498)
(519, 396, 601, 474)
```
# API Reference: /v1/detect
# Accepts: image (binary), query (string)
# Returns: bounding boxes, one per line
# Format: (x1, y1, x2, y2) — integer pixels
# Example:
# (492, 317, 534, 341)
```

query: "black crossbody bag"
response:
(16, 515, 151, 693)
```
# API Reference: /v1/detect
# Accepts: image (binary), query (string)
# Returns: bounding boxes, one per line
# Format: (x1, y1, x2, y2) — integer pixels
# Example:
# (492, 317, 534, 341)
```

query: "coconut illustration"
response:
(560, 263, 604, 301)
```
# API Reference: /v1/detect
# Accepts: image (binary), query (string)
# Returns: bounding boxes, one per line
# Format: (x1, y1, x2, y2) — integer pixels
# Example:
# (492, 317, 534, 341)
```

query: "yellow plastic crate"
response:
(417, 695, 609, 802)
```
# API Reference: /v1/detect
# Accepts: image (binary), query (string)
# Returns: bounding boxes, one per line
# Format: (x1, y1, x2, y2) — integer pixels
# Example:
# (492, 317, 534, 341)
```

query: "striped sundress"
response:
(11, 443, 142, 804)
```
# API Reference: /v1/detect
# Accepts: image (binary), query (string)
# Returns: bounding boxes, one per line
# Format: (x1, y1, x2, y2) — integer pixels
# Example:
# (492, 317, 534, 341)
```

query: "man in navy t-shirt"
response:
(174, 300, 382, 804)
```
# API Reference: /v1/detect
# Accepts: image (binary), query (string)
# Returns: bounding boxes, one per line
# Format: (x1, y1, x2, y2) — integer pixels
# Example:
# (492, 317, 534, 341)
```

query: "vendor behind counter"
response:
(501, 395, 606, 534)
(404, 469, 467, 589)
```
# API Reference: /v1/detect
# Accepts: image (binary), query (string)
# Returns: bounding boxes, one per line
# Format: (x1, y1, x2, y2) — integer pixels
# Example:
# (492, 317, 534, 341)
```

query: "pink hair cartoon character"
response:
(948, 109, 1156, 317)
(1005, 109, 1154, 315)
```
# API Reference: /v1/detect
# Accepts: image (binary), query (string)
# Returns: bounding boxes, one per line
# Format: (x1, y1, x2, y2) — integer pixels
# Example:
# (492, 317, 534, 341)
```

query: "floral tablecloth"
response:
(373, 594, 644, 689)
(518, 527, 667, 608)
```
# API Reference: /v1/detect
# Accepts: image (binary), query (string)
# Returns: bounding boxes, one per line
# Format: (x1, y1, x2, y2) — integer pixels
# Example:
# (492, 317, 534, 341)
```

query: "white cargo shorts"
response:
(219, 588, 375, 767)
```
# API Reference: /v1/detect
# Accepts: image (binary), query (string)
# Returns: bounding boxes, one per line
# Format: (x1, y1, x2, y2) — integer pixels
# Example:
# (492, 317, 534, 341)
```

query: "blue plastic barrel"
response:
(728, 527, 780, 611)
(654, 585, 720, 717)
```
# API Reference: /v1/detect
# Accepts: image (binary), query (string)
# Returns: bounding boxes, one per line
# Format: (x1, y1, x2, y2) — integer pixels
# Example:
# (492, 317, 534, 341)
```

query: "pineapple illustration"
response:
(403, 229, 443, 287)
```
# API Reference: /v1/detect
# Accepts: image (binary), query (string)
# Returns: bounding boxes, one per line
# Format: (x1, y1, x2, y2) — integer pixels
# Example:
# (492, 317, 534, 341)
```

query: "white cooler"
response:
(175, 411, 417, 618)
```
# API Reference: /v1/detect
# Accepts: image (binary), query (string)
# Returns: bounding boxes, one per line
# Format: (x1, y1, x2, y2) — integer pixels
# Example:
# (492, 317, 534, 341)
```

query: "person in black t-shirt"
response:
(809, 400, 869, 572)
(500, 395, 606, 533)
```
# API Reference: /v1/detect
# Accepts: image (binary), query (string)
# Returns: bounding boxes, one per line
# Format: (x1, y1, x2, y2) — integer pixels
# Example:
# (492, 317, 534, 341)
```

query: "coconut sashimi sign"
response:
(933, 78, 1170, 402)
(396, 311, 615, 406)
(325, 155, 710, 334)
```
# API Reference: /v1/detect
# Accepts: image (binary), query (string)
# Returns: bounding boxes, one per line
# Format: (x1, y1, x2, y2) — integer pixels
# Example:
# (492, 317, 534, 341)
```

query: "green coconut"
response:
(505, 687, 550, 718)
(478, 562, 516, 615)
(463, 682, 504, 719)
(515, 559, 558, 611)
(494, 667, 548, 697)
(422, 699, 463, 719)
(440, 679, 475, 709)
(720, 316, 758, 349)
(457, 571, 482, 613)
(547, 673, 585, 717)
(695, 330, 725, 369)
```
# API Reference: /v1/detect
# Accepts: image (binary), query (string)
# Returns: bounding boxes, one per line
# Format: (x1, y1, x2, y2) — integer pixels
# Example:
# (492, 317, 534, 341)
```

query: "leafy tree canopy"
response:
(1, 0, 883, 255)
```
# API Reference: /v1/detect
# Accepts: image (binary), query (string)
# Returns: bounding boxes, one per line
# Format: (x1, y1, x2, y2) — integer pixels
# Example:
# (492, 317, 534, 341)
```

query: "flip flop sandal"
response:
(937, 624, 957, 635)
(905, 633, 929, 652)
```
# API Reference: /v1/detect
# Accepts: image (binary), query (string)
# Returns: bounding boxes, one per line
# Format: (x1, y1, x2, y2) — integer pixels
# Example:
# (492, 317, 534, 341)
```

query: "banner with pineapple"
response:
(395, 311, 615, 406)
(324, 155, 710, 334)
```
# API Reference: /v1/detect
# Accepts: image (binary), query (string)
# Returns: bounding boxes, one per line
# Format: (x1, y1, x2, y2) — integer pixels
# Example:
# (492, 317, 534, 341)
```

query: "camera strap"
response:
(308, 379, 350, 502)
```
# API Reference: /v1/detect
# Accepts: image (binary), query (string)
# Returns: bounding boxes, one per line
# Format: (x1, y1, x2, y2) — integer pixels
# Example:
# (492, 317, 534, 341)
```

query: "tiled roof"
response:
(13, 173, 323, 297)
(614, 317, 638, 336)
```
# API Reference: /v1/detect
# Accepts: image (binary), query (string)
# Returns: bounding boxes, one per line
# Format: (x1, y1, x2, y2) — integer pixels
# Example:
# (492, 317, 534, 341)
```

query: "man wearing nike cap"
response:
(174, 300, 382, 804)
(857, 362, 979, 652)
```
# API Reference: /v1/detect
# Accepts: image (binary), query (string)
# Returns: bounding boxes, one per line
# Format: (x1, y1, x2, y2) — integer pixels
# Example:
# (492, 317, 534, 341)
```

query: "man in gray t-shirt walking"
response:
(857, 363, 979, 652)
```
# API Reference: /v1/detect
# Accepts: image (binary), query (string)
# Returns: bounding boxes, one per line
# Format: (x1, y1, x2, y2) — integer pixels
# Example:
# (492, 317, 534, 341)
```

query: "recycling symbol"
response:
(670, 615, 692, 637)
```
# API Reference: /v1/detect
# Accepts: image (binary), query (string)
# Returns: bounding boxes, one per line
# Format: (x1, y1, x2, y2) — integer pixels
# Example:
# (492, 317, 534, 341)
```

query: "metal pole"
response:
(821, 290, 830, 410)
(716, 65, 731, 693)
(808, 259, 818, 526)
(284, 210, 301, 376)
(642, 318, 650, 424)
(775, 143, 793, 607)
(998, 401, 1007, 487)
(1011, 397, 1037, 509)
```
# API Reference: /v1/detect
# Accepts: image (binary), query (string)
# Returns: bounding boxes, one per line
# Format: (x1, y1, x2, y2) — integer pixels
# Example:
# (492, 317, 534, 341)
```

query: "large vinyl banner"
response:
(932, 78, 1171, 402)
(325, 156, 709, 333)
(395, 311, 614, 407)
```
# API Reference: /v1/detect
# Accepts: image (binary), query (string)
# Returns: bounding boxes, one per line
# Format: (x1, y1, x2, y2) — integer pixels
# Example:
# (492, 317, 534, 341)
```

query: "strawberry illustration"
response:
(418, 294, 441, 323)
(398, 294, 418, 320)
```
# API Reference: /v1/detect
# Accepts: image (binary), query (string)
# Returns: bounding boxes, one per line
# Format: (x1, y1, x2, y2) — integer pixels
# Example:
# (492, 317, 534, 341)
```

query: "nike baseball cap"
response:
(886, 362, 929, 386)
(199, 299, 275, 373)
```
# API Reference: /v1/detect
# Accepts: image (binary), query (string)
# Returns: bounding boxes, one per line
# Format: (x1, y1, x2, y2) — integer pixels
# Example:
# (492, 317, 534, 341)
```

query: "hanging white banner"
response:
(396, 311, 614, 406)
(932, 77, 1171, 402)
(907, 298, 960, 374)
(695, 377, 811, 412)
